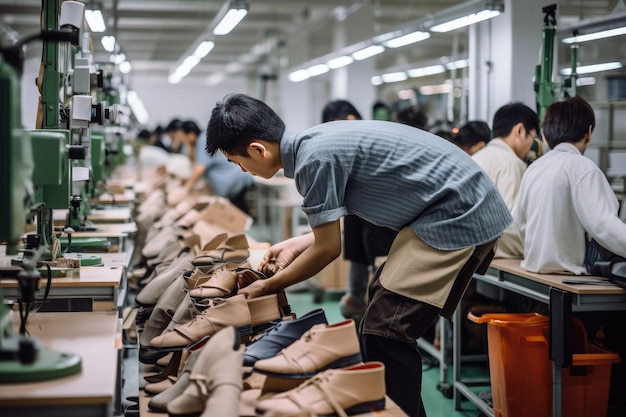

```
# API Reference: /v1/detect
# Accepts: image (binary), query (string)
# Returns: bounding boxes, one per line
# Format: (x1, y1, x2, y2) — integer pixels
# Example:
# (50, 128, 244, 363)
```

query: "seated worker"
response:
(472, 102, 539, 258)
(170, 120, 254, 214)
(514, 95, 626, 414)
(321, 100, 399, 323)
(452, 120, 491, 155)
(515, 96, 626, 274)
(205, 93, 512, 417)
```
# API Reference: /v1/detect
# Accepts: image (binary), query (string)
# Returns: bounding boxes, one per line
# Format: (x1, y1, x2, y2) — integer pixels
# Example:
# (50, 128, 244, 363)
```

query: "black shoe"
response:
(243, 308, 328, 367)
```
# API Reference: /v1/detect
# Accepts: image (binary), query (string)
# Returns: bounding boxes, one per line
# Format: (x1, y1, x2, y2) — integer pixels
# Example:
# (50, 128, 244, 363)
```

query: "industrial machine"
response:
(534, 4, 578, 121)
(0, 8, 82, 382)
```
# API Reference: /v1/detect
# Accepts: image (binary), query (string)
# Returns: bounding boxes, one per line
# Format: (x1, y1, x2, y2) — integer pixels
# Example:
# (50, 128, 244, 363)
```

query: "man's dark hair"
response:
(454, 120, 491, 149)
(165, 119, 183, 132)
(396, 106, 428, 129)
(182, 120, 201, 136)
(137, 129, 151, 141)
(205, 94, 286, 156)
(321, 100, 362, 122)
(492, 102, 540, 139)
(433, 129, 454, 142)
(542, 96, 595, 149)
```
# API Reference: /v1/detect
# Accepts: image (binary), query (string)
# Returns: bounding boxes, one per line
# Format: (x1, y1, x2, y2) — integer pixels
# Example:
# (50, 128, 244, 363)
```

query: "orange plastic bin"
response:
(468, 312, 620, 417)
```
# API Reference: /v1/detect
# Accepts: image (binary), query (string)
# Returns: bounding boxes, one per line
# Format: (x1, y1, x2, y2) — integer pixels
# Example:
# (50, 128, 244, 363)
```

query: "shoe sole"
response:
(255, 397, 386, 416)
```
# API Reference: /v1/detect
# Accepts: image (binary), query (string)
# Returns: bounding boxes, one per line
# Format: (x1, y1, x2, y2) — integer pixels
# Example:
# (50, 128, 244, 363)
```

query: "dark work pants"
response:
(360, 240, 496, 417)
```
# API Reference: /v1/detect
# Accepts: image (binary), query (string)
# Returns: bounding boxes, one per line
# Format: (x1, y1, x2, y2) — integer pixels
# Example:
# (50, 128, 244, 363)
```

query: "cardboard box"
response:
(191, 197, 252, 248)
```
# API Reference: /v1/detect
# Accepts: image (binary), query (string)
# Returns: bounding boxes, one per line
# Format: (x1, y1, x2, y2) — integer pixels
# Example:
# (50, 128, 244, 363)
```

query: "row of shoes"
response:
(145, 313, 387, 417)
(128, 169, 388, 416)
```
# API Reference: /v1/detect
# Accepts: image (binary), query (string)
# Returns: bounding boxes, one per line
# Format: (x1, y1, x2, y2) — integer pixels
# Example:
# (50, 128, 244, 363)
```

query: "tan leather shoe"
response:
(255, 362, 386, 416)
(166, 326, 244, 417)
(144, 375, 178, 396)
(135, 253, 194, 306)
(247, 294, 281, 328)
(148, 349, 200, 412)
(188, 262, 266, 299)
(149, 294, 252, 351)
(192, 233, 250, 267)
(253, 319, 362, 378)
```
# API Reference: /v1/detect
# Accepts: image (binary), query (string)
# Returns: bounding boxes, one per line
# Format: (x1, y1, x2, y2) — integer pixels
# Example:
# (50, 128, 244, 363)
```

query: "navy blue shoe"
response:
(243, 308, 328, 367)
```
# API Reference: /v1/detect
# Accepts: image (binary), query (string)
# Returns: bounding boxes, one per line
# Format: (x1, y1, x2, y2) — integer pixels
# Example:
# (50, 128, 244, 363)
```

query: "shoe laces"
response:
(287, 371, 347, 417)
(186, 298, 225, 324)
(248, 319, 282, 345)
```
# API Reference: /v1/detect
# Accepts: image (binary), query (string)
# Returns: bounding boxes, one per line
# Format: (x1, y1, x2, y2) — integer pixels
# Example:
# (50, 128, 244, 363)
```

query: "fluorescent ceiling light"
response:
(383, 31, 430, 48)
(327, 55, 353, 69)
(119, 61, 132, 74)
(168, 73, 182, 84)
(576, 77, 596, 87)
(288, 69, 310, 82)
(446, 59, 469, 70)
(352, 45, 385, 61)
(127, 91, 149, 124)
(562, 27, 626, 44)
(182, 55, 201, 69)
(101, 35, 115, 52)
(226, 61, 244, 73)
(307, 64, 329, 77)
(110, 53, 126, 64)
(85, 9, 106, 33)
(213, 1, 249, 35)
(398, 89, 416, 100)
(381, 71, 408, 83)
(419, 83, 453, 96)
(370, 76, 383, 86)
(193, 41, 215, 58)
(407, 64, 445, 77)
(560, 61, 622, 75)
(206, 73, 227, 86)
(430, 10, 501, 33)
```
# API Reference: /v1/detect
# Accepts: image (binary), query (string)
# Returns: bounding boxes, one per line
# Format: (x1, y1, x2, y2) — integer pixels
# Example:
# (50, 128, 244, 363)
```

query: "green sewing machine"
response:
(0, 13, 82, 382)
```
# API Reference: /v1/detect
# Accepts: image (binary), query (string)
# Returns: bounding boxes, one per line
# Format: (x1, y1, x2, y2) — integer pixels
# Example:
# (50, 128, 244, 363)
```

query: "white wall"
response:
(130, 74, 251, 130)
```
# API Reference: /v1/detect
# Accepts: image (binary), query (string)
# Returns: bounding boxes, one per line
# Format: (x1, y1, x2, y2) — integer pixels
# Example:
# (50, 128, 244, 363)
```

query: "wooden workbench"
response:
(0, 311, 121, 417)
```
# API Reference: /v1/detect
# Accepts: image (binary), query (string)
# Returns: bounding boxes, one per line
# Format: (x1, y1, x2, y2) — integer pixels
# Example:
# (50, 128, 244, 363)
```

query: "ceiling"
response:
(0, 0, 624, 86)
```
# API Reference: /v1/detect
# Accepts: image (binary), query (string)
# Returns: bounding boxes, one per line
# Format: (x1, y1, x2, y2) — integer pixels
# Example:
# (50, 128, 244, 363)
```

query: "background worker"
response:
(169, 120, 254, 214)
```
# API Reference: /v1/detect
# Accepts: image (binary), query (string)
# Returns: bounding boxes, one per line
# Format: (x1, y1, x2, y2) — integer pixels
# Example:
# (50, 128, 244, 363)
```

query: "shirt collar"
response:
(280, 130, 298, 178)
(488, 138, 516, 155)
(552, 142, 581, 155)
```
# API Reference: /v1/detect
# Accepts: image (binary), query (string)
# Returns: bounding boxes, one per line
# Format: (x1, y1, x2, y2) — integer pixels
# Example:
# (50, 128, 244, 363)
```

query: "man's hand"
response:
(238, 279, 269, 298)
(257, 233, 314, 276)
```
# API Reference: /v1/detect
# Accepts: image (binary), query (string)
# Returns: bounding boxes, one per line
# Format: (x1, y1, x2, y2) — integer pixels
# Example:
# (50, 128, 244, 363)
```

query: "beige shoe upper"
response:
(166, 326, 245, 417)
(253, 320, 362, 378)
(192, 233, 250, 266)
(188, 263, 245, 299)
(150, 294, 252, 349)
(246, 294, 281, 328)
(255, 362, 386, 417)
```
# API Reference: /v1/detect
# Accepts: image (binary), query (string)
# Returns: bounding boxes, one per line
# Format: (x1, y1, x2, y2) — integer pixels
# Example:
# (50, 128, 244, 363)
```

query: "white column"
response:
(468, 0, 545, 123)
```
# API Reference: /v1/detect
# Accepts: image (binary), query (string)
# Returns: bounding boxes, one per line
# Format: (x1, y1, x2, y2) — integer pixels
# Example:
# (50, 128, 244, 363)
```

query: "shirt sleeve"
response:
(573, 169, 626, 258)
(296, 160, 349, 227)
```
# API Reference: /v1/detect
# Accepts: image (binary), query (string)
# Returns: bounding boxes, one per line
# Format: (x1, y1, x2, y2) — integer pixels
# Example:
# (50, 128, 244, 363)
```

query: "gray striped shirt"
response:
(281, 120, 512, 250)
